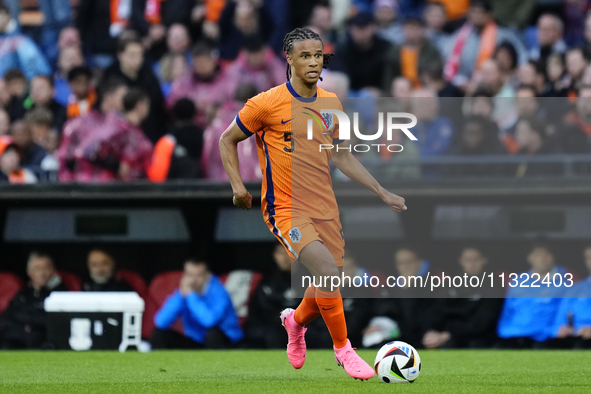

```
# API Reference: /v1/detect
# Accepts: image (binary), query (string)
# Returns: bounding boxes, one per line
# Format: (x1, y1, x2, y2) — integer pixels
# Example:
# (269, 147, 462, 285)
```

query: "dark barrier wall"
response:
(1, 178, 591, 281)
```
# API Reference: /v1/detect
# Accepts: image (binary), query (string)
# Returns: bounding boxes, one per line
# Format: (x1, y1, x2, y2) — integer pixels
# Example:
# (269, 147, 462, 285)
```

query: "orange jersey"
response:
(236, 81, 343, 224)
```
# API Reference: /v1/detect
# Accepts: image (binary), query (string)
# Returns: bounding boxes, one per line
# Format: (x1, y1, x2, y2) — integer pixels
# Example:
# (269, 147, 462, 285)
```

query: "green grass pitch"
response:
(1, 350, 590, 393)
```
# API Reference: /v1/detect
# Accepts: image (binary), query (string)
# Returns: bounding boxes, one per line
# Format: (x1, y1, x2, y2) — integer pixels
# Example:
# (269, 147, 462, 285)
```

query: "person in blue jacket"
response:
(0, 3, 51, 81)
(151, 259, 243, 349)
(497, 244, 569, 348)
(550, 246, 591, 349)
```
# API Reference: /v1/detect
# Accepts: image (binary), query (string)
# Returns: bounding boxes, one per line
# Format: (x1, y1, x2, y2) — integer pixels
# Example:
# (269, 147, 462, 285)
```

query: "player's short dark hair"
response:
(0, 0, 9, 14)
(117, 33, 143, 54)
(122, 88, 149, 112)
(171, 98, 196, 122)
(282, 27, 334, 81)
(67, 65, 92, 82)
(3, 69, 26, 83)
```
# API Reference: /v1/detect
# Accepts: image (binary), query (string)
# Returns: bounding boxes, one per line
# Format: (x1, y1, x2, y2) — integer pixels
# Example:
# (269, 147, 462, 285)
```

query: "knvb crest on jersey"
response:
(303, 107, 332, 136)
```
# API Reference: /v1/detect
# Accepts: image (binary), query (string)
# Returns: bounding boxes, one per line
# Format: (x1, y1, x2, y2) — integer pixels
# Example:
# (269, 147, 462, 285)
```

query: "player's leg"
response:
(299, 238, 374, 380)
(268, 216, 316, 369)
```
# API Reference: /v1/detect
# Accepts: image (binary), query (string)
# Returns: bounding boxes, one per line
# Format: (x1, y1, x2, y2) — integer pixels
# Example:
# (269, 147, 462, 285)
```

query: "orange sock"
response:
(315, 287, 348, 349)
(294, 285, 321, 326)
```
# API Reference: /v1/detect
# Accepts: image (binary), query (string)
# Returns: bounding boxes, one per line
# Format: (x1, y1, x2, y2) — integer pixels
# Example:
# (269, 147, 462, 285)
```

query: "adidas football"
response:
(374, 341, 421, 384)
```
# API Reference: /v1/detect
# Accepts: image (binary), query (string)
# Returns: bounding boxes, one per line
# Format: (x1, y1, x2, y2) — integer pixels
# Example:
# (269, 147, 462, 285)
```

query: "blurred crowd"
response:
(1, 0, 591, 183)
(1, 243, 590, 350)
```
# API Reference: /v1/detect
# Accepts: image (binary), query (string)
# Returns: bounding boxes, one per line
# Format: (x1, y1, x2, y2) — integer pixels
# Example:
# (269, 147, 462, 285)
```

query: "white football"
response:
(374, 341, 421, 384)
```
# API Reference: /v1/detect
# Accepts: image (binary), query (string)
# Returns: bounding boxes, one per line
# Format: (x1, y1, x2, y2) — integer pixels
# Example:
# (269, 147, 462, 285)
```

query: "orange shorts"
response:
(266, 215, 345, 267)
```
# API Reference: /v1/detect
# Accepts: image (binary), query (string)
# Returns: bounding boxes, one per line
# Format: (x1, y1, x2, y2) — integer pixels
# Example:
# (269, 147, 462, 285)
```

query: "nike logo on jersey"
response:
(281, 118, 294, 124)
(322, 306, 336, 311)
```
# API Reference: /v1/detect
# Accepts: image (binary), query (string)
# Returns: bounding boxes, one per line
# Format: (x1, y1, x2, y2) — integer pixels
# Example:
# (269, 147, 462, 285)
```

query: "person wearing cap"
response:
(335, 12, 393, 93)
(0, 135, 37, 183)
(225, 36, 285, 94)
(382, 17, 442, 91)
(443, 0, 526, 90)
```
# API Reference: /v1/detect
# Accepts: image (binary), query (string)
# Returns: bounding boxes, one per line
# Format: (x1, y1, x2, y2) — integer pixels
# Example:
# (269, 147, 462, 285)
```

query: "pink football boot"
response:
(334, 339, 375, 380)
(280, 308, 307, 369)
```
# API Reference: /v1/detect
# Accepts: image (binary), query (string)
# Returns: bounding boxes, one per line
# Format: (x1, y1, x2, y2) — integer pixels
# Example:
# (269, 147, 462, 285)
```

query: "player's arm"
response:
(219, 119, 253, 210)
(331, 141, 407, 213)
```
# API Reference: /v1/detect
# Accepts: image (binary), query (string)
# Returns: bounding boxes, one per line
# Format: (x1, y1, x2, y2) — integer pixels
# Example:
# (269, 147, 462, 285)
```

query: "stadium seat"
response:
(149, 271, 185, 334)
(219, 270, 262, 326)
(56, 271, 82, 291)
(116, 269, 158, 338)
(0, 272, 23, 316)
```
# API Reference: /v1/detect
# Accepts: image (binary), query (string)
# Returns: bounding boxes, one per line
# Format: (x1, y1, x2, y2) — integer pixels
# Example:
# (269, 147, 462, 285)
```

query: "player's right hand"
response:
(233, 190, 253, 210)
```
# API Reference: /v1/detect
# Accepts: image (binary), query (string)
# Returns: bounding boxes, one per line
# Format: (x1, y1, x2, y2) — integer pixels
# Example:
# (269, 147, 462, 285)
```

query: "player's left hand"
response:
(380, 189, 407, 213)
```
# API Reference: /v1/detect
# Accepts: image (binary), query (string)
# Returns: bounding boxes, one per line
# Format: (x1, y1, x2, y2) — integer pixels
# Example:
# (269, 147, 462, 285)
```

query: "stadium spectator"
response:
(167, 40, 236, 130)
(132, 0, 196, 32)
(561, 86, 591, 155)
(514, 116, 562, 177)
(66, 66, 96, 120)
(374, 0, 403, 45)
(0, 135, 36, 183)
(443, 0, 525, 90)
(363, 247, 437, 348)
(87, 88, 153, 182)
(529, 14, 567, 65)
(497, 244, 568, 348)
(217, 0, 273, 60)
(103, 34, 167, 143)
(0, 251, 67, 349)
(24, 108, 53, 152)
(306, 3, 336, 54)
(391, 76, 412, 111)
(225, 36, 285, 94)
(21, 75, 67, 133)
(447, 115, 507, 177)
(422, 1, 449, 55)
(476, 59, 517, 132)
(0, 77, 10, 109)
(336, 12, 393, 93)
(518, 60, 546, 96)
(491, 0, 535, 31)
(550, 246, 591, 349)
(245, 244, 298, 349)
(0, 3, 51, 80)
(57, 78, 129, 182)
(410, 88, 455, 157)
(419, 60, 464, 98)
(494, 42, 520, 90)
(565, 47, 588, 96)
(53, 45, 85, 107)
(151, 259, 244, 349)
(422, 247, 503, 349)
(382, 17, 442, 91)
(76, 0, 143, 68)
(0, 108, 9, 135)
(10, 120, 47, 179)
(545, 54, 569, 97)
(153, 24, 192, 95)
(83, 249, 133, 292)
(149, 98, 204, 182)
(202, 83, 260, 181)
